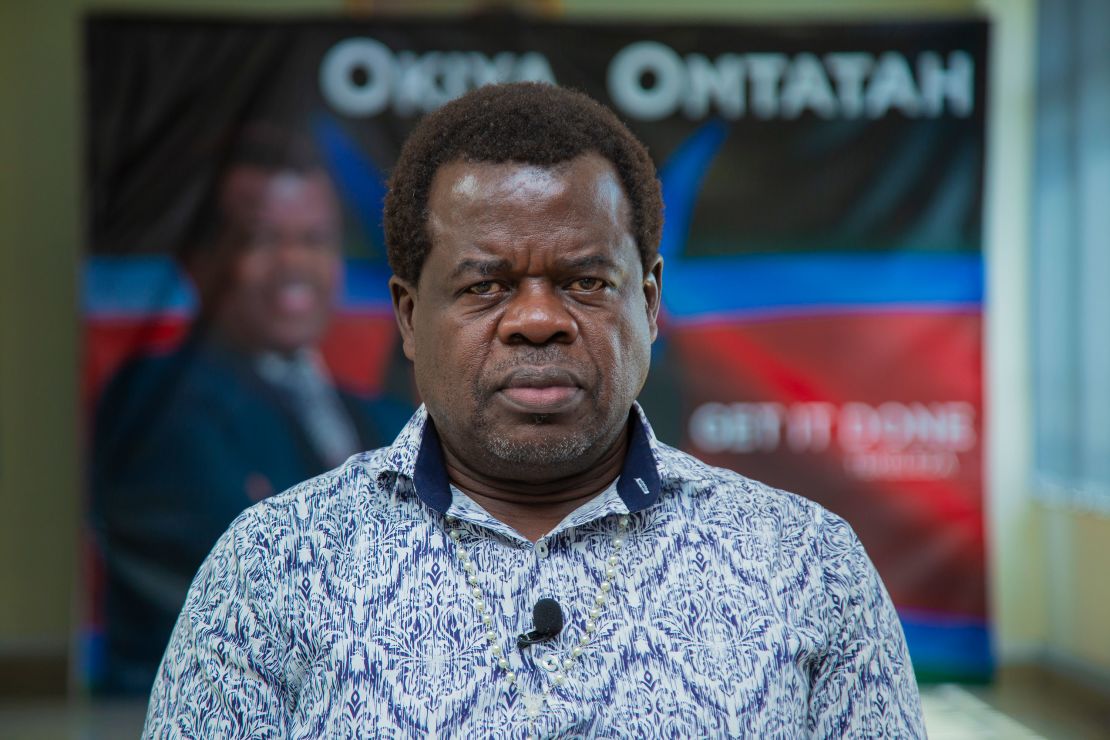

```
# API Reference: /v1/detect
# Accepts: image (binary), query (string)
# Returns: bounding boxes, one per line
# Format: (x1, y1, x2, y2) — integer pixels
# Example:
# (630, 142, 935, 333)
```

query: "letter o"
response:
(607, 41, 684, 122)
(689, 402, 731, 453)
(839, 402, 881, 453)
(320, 38, 394, 117)
(879, 401, 913, 451)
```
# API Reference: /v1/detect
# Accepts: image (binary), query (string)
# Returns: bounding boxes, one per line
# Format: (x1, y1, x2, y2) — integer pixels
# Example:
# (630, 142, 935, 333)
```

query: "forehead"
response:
(219, 166, 337, 222)
(426, 154, 631, 237)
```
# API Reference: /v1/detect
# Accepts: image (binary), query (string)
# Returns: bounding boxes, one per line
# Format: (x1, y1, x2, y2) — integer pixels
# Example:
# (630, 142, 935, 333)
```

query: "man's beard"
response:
(476, 410, 597, 467)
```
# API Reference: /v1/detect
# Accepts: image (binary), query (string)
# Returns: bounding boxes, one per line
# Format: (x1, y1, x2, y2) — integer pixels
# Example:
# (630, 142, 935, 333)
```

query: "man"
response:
(91, 124, 406, 695)
(145, 85, 924, 737)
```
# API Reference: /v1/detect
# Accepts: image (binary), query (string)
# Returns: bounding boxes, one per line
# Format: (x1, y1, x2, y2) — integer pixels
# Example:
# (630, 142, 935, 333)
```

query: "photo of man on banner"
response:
(88, 122, 411, 693)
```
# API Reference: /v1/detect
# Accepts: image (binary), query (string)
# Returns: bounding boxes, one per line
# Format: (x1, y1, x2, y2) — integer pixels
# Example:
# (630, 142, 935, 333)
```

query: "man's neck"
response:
(440, 426, 629, 543)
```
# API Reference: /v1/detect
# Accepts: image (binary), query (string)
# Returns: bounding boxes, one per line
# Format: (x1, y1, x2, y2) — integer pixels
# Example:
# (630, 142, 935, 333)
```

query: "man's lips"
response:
(271, 282, 319, 316)
(501, 386, 580, 407)
(496, 367, 584, 413)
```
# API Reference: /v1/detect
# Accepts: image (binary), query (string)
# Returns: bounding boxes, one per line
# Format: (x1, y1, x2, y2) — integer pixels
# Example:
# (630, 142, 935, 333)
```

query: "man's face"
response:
(391, 153, 662, 481)
(203, 166, 343, 355)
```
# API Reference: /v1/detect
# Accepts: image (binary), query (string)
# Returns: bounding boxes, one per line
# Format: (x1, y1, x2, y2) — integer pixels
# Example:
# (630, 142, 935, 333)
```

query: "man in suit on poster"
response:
(91, 124, 407, 695)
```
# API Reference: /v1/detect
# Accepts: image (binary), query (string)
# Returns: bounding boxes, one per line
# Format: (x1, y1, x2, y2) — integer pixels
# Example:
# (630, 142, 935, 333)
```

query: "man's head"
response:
(384, 82, 663, 286)
(185, 124, 343, 356)
(386, 83, 664, 482)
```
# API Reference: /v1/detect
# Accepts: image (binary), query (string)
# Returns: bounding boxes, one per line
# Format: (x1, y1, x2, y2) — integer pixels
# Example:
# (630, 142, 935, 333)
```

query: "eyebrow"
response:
(448, 258, 513, 281)
(447, 253, 622, 281)
(557, 254, 621, 273)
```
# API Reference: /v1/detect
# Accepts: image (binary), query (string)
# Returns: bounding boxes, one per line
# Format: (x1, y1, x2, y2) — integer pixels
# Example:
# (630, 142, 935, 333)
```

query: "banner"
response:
(84, 14, 989, 692)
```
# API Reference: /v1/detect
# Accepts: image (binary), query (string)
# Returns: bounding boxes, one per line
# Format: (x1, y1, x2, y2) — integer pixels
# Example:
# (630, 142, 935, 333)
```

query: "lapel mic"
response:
(517, 598, 564, 649)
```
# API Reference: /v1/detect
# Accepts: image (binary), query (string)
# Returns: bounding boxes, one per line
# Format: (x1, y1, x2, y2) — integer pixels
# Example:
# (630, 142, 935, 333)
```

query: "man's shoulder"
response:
(653, 441, 846, 536)
(652, 442, 876, 600)
(337, 393, 416, 451)
(98, 340, 250, 419)
(227, 446, 398, 542)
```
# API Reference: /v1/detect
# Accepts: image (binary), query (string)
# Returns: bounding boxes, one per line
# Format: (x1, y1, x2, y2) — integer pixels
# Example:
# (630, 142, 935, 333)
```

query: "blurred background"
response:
(1, 0, 1108, 737)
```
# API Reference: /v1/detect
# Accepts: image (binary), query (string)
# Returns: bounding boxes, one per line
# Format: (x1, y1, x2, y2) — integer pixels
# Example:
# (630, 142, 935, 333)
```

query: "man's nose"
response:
(497, 281, 579, 345)
(273, 237, 326, 268)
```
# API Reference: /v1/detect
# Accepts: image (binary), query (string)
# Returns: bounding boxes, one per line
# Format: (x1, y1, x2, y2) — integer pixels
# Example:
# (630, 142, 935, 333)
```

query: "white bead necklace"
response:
(445, 513, 631, 733)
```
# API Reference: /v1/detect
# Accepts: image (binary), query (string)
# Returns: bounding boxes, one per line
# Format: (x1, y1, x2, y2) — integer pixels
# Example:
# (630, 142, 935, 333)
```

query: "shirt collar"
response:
(380, 403, 664, 515)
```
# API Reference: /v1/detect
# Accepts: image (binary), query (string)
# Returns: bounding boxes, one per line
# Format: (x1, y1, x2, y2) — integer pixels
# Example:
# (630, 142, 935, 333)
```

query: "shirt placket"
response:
(441, 492, 628, 738)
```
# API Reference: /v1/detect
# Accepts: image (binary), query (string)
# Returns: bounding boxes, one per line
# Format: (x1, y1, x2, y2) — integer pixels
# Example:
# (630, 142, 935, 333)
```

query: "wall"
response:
(2, 0, 1105, 697)
(1, 0, 85, 688)
(1041, 508, 1110, 680)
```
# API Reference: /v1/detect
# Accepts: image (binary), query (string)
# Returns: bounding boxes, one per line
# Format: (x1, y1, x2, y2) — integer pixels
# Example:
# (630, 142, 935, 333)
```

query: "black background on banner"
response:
(86, 15, 987, 261)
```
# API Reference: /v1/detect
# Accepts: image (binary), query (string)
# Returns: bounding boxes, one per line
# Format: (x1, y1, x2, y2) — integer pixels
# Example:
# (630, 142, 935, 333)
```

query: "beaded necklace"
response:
(445, 512, 631, 736)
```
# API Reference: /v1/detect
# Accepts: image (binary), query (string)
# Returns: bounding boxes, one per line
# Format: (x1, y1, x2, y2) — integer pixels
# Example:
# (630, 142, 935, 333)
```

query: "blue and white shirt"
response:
(145, 404, 924, 738)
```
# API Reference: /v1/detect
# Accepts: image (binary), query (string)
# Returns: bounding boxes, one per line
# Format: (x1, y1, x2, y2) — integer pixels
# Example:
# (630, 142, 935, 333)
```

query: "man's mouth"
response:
(273, 282, 317, 315)
(497, 367, 584, 413)
(501, 386, 579, 407)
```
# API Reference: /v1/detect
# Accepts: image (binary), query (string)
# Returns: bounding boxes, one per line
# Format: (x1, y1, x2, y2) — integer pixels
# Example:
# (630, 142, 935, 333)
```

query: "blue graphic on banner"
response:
(84, 256, 393, 317)
(899, 611, 993, 681)
(659, 119, 730, 262)
(661, 251, 983, 321)
(83, 252, 981, 320)
(314, 115, 389, 255)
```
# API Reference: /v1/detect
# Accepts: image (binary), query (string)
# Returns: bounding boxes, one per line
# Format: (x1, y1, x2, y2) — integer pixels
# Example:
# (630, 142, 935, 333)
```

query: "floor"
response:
(924, 683, 1107, 739)
(0, 680, 1107, 738)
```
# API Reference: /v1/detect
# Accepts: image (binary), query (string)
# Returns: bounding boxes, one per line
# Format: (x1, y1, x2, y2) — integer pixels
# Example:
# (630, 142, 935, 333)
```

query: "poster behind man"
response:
(84, 15, 989, 693)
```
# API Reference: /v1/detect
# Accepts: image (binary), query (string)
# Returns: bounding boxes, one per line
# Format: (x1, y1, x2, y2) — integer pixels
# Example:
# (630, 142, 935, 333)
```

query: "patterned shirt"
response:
(145, 404, 924, 738)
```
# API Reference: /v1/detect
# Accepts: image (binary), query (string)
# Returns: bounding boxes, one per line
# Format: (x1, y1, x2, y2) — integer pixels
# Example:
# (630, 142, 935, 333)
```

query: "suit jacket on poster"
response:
(89, 333, 411, 696)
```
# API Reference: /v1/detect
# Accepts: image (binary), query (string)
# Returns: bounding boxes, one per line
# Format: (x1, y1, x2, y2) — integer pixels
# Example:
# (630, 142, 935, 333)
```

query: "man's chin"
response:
(258, 323, 328, 356)
(480, 426, 595, 470)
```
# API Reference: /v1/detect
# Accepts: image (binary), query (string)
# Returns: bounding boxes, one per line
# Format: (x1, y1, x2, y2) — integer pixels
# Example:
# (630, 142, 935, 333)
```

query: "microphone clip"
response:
(518, 597, 564, 650)
(516, 628, 558, 650)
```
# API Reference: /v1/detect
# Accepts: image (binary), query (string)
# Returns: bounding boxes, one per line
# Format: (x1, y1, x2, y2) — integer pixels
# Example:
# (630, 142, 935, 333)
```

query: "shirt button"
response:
(535, 540, 549, 559)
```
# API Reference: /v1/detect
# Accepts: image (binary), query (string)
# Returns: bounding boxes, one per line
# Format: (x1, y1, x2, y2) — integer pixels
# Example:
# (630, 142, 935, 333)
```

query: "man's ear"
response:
(643, 256, 663, 342)
(390, 275, 418, 361)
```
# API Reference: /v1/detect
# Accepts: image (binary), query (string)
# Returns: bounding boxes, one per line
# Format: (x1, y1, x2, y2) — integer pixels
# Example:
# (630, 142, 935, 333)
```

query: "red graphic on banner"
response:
(672, 310, 985, 618)
(83, 313, 398, 410)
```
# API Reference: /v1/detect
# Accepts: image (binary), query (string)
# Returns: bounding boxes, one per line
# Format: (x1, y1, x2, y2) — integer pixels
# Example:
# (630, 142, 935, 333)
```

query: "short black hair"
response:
(384, 83, 663, 285)
(181, 122, 326, 259)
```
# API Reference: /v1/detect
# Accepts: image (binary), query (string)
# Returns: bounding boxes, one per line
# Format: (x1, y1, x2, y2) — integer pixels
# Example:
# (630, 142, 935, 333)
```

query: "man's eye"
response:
(570, 277, 604, 292)
(467, 281, 502, 295)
